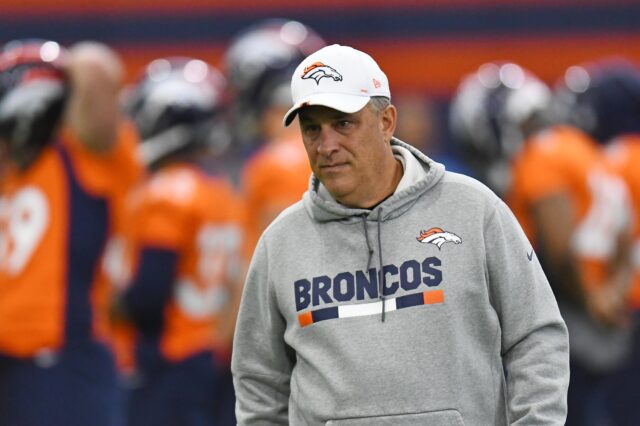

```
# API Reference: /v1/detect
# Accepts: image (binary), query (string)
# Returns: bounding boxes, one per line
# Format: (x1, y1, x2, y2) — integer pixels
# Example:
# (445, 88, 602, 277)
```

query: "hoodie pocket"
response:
(325, 409, 465, 426)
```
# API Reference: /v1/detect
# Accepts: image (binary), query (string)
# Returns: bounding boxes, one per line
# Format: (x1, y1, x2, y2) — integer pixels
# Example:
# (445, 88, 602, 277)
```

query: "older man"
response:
(232, 44, 569, 425)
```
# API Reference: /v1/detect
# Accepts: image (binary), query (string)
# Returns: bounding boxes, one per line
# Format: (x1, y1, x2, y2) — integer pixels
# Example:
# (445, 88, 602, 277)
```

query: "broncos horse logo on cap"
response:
(417, 227, 462, 250)
(301, 62, 343, 85)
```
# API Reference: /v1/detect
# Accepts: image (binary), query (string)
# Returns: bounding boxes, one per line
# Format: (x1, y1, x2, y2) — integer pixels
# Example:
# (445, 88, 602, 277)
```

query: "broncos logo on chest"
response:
(417, 227, 462, 250)
(301, 62, 343, 85)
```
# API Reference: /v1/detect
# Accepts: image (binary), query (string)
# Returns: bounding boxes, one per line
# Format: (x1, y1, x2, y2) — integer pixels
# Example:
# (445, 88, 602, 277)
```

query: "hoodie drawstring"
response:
(377, 208, 386, 322)
(361, 215, 374, 271)
(360, 210, 386, 323)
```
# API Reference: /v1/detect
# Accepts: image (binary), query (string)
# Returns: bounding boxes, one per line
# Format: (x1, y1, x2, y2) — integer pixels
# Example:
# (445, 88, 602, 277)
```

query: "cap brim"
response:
(283, 93, 371, 127)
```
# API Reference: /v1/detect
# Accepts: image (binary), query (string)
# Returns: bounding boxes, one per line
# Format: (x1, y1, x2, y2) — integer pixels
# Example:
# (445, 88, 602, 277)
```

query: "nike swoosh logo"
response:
(527, 250, 534, 261)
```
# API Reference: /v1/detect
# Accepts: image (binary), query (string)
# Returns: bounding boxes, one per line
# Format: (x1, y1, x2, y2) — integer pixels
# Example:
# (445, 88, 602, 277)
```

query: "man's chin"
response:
(324, 184, 358, 205)
(322, 180, 345, 196)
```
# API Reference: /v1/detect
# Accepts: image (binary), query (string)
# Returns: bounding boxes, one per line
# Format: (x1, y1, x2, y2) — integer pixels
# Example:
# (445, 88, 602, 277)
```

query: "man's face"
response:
(298, 102, 396, 208)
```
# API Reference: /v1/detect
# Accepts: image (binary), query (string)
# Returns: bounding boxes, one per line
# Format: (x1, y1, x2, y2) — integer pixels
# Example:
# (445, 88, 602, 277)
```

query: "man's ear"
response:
(380, 104, 397, 142)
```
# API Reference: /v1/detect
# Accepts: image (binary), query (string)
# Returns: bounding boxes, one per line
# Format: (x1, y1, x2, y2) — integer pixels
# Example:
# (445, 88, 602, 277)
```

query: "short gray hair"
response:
(369, 96, 391, 114)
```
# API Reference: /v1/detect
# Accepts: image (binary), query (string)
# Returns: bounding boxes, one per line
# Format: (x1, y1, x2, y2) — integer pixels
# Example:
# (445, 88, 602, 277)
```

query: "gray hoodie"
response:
(232, 139, 569, 425)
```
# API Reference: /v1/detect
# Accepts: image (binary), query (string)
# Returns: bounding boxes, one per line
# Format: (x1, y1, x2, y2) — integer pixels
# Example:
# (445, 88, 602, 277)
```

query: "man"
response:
(232, 44, 570, 425)
(0, 40, 138, 425)
(114, 57, 246, 426)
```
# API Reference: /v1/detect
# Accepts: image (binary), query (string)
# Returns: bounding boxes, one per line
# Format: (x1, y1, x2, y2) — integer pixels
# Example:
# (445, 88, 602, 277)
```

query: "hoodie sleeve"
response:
(485, 200, 570, 425)
(231, 236, 294, 425)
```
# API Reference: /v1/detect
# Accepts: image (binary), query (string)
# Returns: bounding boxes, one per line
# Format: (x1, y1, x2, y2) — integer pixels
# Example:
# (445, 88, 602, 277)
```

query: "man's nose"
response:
(316, 125, 340, 156)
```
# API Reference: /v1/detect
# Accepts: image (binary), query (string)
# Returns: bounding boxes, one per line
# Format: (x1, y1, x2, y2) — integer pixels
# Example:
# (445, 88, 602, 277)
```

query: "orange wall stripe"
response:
(114, 34, 640, 96)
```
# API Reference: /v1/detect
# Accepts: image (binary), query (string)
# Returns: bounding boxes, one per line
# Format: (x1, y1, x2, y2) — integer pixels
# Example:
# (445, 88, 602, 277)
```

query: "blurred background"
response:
(3, 1, 640, 425)
(5, 0, 640, 156)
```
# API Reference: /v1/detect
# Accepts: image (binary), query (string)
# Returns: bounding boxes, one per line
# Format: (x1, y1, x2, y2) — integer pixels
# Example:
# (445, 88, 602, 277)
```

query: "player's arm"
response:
(530, 193, 587, 307)
(215, 262, 246, 360)
(64, 41, 124, 153)
(533, 170, 633, 327)
(215, 225, 250, 358)
(530, 193, 625, 326)
(117, 194, 188, 331)
(595, 207, 634, 327)
(209, 199, 250, 360)
(119, 248, 178, 332)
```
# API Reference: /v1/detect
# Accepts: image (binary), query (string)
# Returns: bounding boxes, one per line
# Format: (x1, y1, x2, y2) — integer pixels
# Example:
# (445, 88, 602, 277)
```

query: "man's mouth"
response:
(320, 162, 348, 171)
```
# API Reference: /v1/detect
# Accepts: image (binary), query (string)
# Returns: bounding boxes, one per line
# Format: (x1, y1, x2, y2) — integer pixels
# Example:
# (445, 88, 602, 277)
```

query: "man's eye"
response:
(337, 120, 352, 129)
(303, 125, 320, 136)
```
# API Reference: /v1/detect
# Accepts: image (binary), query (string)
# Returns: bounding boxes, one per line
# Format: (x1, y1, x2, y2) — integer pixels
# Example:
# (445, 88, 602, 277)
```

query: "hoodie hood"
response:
(303, 137, 446, 223)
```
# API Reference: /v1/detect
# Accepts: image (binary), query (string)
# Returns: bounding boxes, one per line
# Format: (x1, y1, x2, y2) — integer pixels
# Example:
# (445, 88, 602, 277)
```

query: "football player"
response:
(0, 40, 139, 426)
(114, 57, 246, 426)
(557, 58, 640, 425)
(450, 61, 633, 426)
(224, 19, 325, 251)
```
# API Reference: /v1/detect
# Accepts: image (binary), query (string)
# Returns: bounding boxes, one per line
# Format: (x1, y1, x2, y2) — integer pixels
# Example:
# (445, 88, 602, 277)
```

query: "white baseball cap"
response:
(283, 44, 390, 126)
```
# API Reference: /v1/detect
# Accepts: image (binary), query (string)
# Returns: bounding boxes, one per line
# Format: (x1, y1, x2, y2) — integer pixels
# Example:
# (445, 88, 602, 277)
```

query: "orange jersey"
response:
(0, 123, 141, 358)
(605, 135, 640, 309)
(242, 136, 310, 252)
(120, 164, 245, 363)
(509, 125, 630, 290)
(63, 122, 144, 346)
(80, 121, 143, 370)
